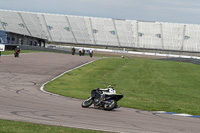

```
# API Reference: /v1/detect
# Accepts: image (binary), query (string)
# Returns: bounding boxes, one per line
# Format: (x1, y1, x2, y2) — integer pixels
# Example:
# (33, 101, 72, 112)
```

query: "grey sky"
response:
(0, 0, 200, 24)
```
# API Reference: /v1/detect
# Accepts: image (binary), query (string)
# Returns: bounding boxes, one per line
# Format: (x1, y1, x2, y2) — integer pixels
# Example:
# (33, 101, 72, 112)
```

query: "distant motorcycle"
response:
(82, 88, 123, 111)
(89, 52, 93, 57)
(72, 47, 75, 55)
(79, 50, 82, 56)
(89, 50, 93, 58)
(14, 50, 20, 57)
(14, 46, 21, 57)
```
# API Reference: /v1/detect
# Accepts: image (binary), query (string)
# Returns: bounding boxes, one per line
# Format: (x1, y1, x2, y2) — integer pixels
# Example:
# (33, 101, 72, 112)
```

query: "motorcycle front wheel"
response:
(81, 98, 93, 108)
(103, 99, 117, 111)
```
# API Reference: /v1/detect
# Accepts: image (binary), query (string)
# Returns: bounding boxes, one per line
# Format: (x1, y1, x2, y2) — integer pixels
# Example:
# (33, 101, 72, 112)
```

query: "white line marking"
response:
(172, 114, 193, 117)
(40, 60, 98, 96)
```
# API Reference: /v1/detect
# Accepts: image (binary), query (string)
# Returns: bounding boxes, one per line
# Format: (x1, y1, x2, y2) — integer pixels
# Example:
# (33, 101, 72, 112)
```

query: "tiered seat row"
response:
(0, 10, 29, 35)
(1, 10, 200, 52)
(20, 12, 45, 39)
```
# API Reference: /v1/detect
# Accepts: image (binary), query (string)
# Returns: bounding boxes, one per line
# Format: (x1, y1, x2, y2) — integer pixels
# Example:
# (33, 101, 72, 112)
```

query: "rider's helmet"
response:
(107, 85, 116, 93)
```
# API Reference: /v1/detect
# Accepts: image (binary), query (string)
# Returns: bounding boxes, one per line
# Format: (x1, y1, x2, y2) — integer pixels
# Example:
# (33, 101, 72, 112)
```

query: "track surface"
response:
(0, 53, 200, 133)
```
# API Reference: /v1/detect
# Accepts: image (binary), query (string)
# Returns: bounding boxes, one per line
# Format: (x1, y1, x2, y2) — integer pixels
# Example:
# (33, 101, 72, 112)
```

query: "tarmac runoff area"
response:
(0, 52, 200, 133)
(154, 57, 200, 65)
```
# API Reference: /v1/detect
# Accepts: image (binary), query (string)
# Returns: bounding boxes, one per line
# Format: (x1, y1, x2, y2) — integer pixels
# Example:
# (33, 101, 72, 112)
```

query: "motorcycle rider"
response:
(14, 46, 21, 57)
(89, 49, 93, 57)
(96, 85, 116, 105)
(82, 48, 85, 56)
(79, 48, 82, 56)
(71, 47, 76, 55)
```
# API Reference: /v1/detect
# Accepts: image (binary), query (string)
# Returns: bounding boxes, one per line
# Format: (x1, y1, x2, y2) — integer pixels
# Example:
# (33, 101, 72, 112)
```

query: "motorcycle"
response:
(14, 51, 20, 57)
(81, 88, 123, 111)
(79, 50, 82, 56)
(72, 49, 75, 55)
(14, 47, 21, 57)
(89, 52, 93, 58)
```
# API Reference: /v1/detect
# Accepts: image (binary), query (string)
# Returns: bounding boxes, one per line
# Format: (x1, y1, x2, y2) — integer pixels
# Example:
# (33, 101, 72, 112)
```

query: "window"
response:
(18, 23, 25, 28)
(64, 27, 70, 32)
(156, 34, 161, 38)
(47, 26, 53, 30)
(138, 32, 144, 37)
(110, 30, 116, 35)
(12, 38, 15, 41)
(1, 22, 8, 27)
(184, 36, 190, 40)
(92, 29, 98, 34)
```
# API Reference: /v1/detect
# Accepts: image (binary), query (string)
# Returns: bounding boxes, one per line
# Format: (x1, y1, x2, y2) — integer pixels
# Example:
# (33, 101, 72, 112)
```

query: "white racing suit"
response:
(97, 87, 116, 104)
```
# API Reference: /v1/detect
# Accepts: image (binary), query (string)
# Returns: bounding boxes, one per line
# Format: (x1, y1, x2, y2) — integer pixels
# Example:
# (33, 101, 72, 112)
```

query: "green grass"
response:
(0, 50, 103, 58)
(45, 57, 200, 115)
(0, 119, 108, 133)
(0, 50, 43, 55)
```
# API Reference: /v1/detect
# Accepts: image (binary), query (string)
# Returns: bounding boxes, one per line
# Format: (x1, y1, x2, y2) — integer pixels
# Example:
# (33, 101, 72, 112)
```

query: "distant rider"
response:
(14, 46, 21, 57)
(79, 48, 82, 56)
(82, 48, 85, 56)
(89, 49, 93, 58)
(72, 47, 76, 55)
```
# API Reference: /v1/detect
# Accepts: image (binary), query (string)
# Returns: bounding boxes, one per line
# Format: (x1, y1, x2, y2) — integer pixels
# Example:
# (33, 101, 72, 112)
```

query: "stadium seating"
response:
(67, 16, 90, 44)
(114, 19, 134, 47)
(20, 12, 46, 39)
(184, 24, 200, 52)
(0, 9, 200, 52)
(0, 10, 30, 35)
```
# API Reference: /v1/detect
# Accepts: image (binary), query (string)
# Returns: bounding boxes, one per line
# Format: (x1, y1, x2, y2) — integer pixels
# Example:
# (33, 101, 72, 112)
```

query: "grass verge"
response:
(1, 50, 44, 55)
(45, 57, 200, 115)
(0, 119, 108, 133)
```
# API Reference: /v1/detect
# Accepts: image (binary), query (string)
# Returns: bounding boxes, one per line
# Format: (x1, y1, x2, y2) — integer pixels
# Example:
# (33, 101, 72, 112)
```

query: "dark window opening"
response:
(18, 23, 25, 28)
(156, 34, 161, 38)
(110, 30, 116, 35)
(47, 26, 53, 30)
(64, 27, 70, 31)
(184, 36, 190, 40)
(138, 32, 144, 37)
(93, 29, 98, 34)
(1, 22, 8, 27)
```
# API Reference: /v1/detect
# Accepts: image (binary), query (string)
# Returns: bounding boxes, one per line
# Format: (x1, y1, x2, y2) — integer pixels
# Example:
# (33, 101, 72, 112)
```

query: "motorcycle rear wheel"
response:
(103, 99, 117, 111)
(81, 98, 93, 108)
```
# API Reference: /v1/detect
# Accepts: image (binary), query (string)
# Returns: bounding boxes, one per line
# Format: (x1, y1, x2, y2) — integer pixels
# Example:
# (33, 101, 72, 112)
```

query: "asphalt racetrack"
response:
(0, 52, 200, 133)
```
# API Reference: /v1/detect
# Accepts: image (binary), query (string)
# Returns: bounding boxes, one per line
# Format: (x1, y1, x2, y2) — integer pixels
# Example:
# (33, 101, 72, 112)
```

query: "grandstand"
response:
(0, 9, 200, 52)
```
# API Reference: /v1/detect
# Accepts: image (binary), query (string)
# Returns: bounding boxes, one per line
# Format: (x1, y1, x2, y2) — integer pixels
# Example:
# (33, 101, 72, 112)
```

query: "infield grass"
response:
(45, 57, 200, 115)
(1, 50, 44, 55)
(0, 119, 108, 133)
